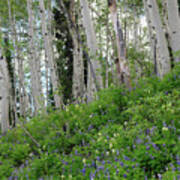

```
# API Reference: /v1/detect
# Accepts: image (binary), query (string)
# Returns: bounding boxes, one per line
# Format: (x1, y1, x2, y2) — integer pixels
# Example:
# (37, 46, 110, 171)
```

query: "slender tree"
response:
(39, 0, 62, 108)
(80, 0, 103, 101)
(166, 0, 180, 62)
(108, 0, 131, 87)
(144, 0, 171, 77)
(27, 0, 44, 114)
(0, 48, 10, 133)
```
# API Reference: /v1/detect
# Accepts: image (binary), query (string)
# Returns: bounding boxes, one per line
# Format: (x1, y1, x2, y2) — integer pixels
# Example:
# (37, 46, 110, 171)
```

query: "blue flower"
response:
(123, 174, 127, 178)
(81, 168, 86, 176)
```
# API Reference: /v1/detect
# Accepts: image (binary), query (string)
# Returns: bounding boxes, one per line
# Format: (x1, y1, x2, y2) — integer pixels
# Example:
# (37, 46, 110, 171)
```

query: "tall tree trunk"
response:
(145, 0, 171, 78)
(108, 0, 131, 88)
(27, 0, 44, 114)
(0, 49, 10, 133)
(166, 0, 180, 62)
(143, 0, 156, 61)
(39, 0, 62, 108)
(80, 0, 103, 102)
(69, 0, 84, 102)
(7, 0, 27, 119)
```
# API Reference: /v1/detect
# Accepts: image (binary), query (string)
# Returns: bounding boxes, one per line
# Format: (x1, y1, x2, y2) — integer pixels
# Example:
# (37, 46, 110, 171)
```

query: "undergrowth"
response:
(0, 65, 180, 179)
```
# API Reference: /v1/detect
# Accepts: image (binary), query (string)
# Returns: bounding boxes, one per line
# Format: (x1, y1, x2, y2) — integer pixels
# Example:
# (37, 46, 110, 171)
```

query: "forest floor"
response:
(0, 65, 180, 179)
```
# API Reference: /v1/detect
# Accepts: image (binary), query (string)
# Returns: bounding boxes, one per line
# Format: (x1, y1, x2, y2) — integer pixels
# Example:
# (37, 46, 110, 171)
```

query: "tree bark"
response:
(145, 0, 171, 78)
(39, 0, 62, 108)
(27, 0, 44, 114)
(80, 0, 103, 102)
(0, 49, 10, 133)
(166, 0, 180, 62)
(69, 0, 84, 101)
(108, 0, 131, 88)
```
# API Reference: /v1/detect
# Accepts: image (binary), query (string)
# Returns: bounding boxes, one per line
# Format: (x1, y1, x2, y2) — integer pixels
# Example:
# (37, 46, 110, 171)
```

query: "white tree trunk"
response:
(69, 1, 84, 101)
(39, 0, 62, 108)
(166, 0, 180, 62)
(146, 0, 171, 78)
(108, 0, 131, 87)
(27, 0, 44, 114)
(0, 49, 10, 133)
(80, 0, 103, 102)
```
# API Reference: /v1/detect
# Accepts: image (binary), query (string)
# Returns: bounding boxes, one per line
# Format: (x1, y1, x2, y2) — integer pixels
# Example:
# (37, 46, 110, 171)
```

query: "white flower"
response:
(61, 175, 65, 179)
(162, 127, 168, 131)
(69, 174, 72, 179)
(98, 132, 102, 136)
(82, 158, 86, 164)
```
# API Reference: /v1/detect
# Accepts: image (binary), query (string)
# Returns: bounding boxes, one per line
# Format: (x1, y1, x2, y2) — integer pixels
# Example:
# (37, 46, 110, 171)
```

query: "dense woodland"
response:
(0, 0, 180, 179)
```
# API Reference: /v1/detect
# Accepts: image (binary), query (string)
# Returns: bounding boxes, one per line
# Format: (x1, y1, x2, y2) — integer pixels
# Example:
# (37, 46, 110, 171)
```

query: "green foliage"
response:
(0, 66, 180, 179)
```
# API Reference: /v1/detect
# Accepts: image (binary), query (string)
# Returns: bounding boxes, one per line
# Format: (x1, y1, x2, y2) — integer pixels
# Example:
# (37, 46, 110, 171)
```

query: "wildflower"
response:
(89, 114, 93, 118)
(112, 149, 115, 153)
(68, 175, 72, 179)
(82, 168, 86, 175)
(82, 158, 86, 164)
(61, 175, 65, 179)
(109, 143, 113, 148)
(106, 151, 109, 156)
(124, 156, 130, 161)
(162, 127, 168, 131)
(123, 174, 127, 178)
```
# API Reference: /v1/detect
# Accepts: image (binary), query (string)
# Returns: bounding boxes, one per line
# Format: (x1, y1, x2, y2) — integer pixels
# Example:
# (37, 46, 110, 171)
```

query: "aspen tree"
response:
(108, 0, 131, 87)
(39, 0, 62, 108)
(0, 48, 10, 133)
(144, 0, 171, 77)
(27, 0, 44, 114)
(80, 0, 103, 102)
(166, 0, 180, 62)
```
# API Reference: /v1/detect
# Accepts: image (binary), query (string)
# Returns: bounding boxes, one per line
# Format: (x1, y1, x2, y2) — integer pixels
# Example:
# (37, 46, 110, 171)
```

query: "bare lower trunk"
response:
(0, 49, 10, 133)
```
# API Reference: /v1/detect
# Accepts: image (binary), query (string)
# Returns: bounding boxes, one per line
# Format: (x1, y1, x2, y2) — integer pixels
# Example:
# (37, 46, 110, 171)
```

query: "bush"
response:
(0, 67, 180, 179)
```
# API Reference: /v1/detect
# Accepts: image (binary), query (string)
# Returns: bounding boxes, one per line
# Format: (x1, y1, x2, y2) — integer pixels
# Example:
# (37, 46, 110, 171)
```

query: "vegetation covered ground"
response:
(0, 65, 180, 180)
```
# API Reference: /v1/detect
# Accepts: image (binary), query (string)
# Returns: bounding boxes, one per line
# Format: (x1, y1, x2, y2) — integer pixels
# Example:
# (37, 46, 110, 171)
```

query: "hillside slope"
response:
(0, 65, 180, 179)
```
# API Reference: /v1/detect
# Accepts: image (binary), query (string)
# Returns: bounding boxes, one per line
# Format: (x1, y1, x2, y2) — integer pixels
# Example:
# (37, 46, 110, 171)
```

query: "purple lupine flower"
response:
(91, 161, 96, 168)
(146, 128, 150, 134)
(102, 160, 105, 165)
(82, 168, 86, 176)
(152, 143, 159, 150)
(96, 156, 100, 161)
(146, 145, 150, 150)
(123, 174, 127, 178)
(116, 169, 119, 175)
(124, 156, 130, 161)
(136, 138, 142, 144)
(120, 162, 124, 167)
(89, 172, 95, 180)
